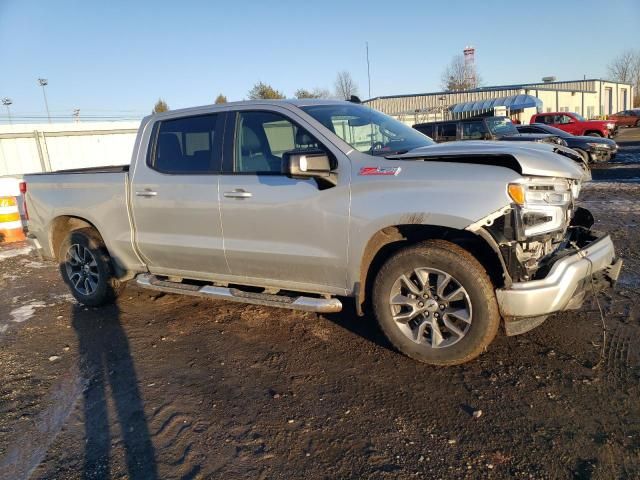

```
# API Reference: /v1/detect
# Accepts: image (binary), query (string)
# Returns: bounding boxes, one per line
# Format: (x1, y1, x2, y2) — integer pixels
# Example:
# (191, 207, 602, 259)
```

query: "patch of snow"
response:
(20, 259, 47, 269)
(0, 246, 33, 260)
(51, 293, 77, 304)
(10, 301, 47, 323)
(0, 324, 7, 334)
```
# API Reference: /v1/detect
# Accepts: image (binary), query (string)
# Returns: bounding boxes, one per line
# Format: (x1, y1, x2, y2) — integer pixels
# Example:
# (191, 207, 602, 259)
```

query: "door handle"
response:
(135, 189, 158, 197)
(223, 189, 252, 199)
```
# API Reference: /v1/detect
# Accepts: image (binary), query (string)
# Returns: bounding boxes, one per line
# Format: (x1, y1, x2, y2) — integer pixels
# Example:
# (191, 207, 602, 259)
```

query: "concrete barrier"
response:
(0, 121, 140, 176)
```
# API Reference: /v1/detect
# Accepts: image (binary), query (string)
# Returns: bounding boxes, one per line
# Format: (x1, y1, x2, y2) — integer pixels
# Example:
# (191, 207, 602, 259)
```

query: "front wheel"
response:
(372, 240, 500, 365)
(59, 228, 123, 306)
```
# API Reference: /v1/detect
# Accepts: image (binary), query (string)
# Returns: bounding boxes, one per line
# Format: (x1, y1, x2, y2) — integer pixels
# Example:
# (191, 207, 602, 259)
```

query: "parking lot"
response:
(1, 129, 640, 480)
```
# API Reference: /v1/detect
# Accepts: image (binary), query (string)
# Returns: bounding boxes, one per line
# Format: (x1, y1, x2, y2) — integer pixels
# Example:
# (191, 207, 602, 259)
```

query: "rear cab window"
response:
(149, 114, 222, 174)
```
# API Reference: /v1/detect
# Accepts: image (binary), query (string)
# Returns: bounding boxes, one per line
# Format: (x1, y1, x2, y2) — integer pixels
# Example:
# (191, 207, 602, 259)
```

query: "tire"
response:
(372, 240, 500, 365)
(586, 132, 602, 137)
(573, 148, 590, 164)
(59, 228, 123, 306)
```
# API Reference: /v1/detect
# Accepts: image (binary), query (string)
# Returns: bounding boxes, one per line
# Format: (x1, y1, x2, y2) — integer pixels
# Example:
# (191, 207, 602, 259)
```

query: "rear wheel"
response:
(59, 228, 123, 306)
(372, 240, 500, 365)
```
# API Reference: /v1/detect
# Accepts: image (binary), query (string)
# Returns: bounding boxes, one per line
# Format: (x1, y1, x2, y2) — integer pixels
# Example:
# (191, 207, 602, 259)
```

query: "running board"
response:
(136, 274, 342, 313)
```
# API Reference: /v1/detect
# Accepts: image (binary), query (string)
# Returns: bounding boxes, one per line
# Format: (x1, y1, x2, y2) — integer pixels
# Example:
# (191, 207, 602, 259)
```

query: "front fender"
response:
(346, 158, 521, 292)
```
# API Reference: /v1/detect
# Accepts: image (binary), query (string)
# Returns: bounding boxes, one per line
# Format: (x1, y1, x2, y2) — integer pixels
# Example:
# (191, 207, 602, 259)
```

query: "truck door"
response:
(130, 113, 229, 278)
(559, 114, 580, 135)
(218, 109, 350, 292)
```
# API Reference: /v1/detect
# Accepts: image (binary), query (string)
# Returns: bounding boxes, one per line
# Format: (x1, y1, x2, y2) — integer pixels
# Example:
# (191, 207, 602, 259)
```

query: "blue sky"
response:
(0, 0, 638, 122)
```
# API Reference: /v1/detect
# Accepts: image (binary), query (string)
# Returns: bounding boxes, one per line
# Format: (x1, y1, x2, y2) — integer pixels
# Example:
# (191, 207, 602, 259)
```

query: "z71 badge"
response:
(359, 167, 402, 176)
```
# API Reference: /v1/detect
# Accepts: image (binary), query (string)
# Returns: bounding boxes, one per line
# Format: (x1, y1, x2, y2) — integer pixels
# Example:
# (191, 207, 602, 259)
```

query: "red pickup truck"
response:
(530, 112, 617, 138)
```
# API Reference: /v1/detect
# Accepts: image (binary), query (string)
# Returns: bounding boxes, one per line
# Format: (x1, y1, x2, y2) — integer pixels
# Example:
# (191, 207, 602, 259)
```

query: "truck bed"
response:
(24, 170, 142, 272)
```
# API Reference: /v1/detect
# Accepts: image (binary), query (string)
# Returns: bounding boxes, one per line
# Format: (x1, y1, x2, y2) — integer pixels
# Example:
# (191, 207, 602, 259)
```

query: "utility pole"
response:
(38, 78, 51, 123)
(366, 42, 371, 99)
(2, 98, 12, 125)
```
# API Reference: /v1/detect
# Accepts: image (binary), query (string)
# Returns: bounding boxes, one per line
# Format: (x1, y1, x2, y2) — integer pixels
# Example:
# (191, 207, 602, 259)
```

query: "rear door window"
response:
(151, 114, 221, 174)
(415, 124, 435, 138)
(438, 123, 457, 141)
(461, 121, 486, 140)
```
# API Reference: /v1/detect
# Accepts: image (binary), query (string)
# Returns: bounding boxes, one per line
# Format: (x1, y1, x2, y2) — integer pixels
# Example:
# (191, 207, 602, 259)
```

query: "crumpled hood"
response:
(391, 141, 589, 181)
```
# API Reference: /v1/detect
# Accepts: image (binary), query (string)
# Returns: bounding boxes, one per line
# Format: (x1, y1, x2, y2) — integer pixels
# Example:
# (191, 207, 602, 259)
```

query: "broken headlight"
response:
(507, 177, 576, 237)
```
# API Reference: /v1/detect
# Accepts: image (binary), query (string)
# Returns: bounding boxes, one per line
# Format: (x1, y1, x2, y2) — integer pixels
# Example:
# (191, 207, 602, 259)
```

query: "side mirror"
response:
(283, 150, 336, 188)
(283, 151, 332, 178)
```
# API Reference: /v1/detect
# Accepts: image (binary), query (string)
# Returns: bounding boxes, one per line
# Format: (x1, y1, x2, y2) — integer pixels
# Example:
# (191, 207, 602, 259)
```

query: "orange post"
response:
(0, 196, 26, 243)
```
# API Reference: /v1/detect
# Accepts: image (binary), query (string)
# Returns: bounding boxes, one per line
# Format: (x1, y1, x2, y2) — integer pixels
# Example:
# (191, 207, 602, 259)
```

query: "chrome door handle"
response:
(223, 189, 252, 199)
(135, 190, 158, 197)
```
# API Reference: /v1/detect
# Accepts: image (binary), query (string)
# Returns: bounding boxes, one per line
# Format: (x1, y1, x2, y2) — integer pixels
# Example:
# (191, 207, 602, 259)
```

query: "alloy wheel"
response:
(388, 267, 472, 348)
(65, 244, 100, 295)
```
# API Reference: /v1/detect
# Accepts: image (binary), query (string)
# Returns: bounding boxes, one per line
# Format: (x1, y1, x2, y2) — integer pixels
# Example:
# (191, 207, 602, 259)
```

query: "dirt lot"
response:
(1, 131, 640, 480)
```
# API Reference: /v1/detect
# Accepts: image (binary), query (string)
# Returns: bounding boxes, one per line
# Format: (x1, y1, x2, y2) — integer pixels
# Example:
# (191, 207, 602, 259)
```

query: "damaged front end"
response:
(468, 177, 622, 336)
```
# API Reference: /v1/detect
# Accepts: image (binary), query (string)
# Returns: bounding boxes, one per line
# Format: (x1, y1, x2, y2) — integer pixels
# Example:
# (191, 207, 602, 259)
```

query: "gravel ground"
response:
(1, 135, 639, 480)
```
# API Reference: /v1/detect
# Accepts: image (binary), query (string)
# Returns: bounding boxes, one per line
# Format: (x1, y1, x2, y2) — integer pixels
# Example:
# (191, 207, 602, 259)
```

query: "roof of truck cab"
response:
(148, 99, 353, 119)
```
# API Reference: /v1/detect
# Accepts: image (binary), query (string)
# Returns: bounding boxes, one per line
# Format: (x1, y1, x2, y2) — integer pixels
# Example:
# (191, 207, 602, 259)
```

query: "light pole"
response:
(1, 98, 12, 125)
(38, 78, 51, 123)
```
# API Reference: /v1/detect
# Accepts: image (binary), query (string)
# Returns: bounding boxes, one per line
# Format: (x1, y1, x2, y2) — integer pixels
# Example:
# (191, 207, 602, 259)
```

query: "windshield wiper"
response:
(382, 150, 410, 158)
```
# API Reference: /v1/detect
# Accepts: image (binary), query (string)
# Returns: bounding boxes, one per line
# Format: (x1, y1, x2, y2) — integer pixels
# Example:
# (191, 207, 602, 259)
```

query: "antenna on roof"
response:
(348, 95, 362, 104)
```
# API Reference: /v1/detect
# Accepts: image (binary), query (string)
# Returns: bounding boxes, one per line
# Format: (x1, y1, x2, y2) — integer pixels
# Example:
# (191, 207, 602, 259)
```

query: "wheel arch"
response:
(356, 224, 506, 316)
(49, 215, 103, 261)
(48, 215, 132, 279)
(584, 130, 603, 137)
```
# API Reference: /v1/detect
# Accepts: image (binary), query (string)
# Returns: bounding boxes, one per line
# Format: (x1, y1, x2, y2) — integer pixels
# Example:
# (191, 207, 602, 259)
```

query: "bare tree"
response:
(294, 87, 332, 99)
(440, 54, 481, 91)
(607, 50, 640, 107)
(334, 71, 359, 100)
(152, 98, 169, 113)
(214, 94, 227, 104)
(248, 82, 285, 100)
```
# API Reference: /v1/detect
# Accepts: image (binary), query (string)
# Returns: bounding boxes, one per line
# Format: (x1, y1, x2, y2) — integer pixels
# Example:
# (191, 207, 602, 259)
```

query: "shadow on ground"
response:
(72, 304, 158, 480)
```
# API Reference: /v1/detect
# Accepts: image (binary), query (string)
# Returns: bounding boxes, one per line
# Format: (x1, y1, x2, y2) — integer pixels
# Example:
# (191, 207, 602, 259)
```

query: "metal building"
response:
(364, 79, 635, 125)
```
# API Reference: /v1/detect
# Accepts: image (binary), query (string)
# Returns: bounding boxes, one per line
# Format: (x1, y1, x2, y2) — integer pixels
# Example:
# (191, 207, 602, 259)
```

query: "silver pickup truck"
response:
(23, 99, 622, 365)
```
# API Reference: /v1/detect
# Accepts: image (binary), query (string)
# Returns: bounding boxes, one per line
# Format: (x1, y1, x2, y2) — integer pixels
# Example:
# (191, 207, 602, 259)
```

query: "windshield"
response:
(300, 103, 434, 155)
(485, 117, 518, 136)
(572, 113, 586, 121)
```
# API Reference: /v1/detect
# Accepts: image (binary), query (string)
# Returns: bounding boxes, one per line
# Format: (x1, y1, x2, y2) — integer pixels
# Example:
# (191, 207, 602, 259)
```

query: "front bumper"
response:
(496, 231, 621, 328)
